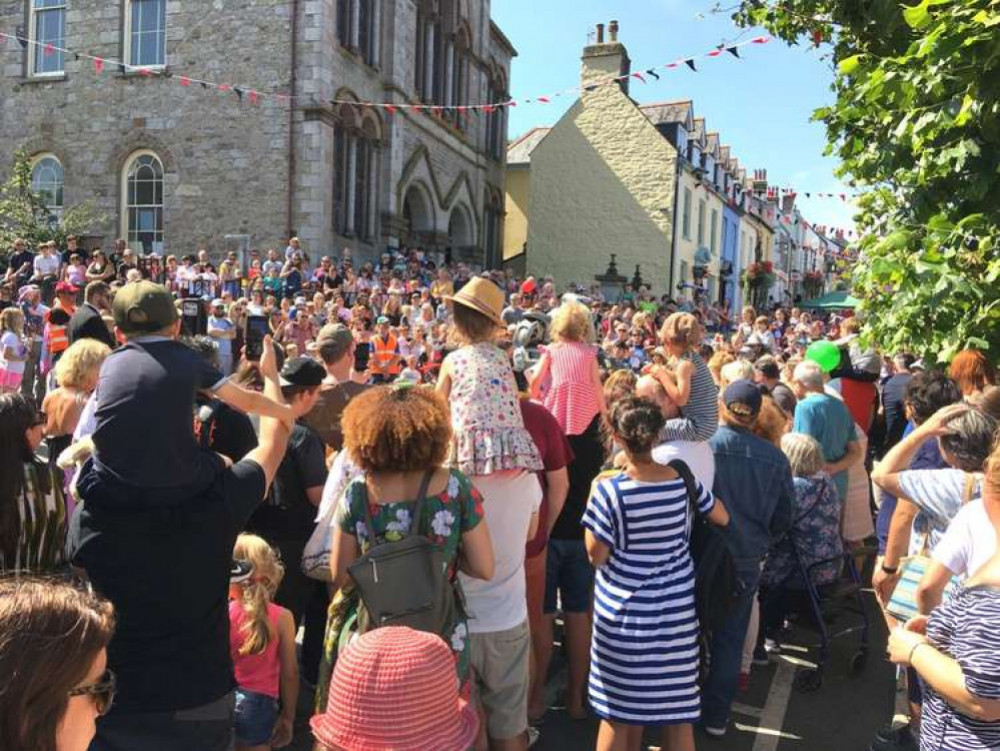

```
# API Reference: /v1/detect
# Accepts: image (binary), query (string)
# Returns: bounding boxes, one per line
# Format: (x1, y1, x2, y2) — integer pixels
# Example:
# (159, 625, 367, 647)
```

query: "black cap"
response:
(724, 379, 763, 418)
(279, 357, 326, 388)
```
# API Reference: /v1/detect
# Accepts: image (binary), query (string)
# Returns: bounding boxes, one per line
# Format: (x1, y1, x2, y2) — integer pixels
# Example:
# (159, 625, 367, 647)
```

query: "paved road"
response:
(291, 591, 895, 751)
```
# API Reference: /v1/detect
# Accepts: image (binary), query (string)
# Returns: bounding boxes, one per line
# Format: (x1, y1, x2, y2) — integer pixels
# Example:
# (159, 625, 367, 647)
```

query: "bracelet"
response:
(881, 564, 899, 575)
(908, 642, 929, 664)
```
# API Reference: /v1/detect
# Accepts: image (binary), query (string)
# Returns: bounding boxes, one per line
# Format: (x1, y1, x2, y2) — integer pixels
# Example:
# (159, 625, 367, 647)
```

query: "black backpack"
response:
(348, 471, 465, 636)
(668, 460, 743, 633)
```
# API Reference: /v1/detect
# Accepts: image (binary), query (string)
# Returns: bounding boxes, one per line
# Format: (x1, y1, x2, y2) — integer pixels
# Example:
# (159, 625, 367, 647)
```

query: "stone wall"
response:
(0, 0, 293, 256)
(526, 44, 678, 295)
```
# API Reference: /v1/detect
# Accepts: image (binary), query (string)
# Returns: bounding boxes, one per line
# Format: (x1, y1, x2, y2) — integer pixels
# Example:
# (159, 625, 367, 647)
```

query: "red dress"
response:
(541, 342, 602, 436)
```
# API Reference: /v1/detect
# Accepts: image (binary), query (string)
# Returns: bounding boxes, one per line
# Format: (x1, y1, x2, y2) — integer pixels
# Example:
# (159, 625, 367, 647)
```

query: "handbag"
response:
(885, 472, 976, 622)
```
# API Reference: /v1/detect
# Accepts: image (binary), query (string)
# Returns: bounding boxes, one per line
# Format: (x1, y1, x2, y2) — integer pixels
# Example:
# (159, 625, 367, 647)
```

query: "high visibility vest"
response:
(371, 333, 400, 375)
(47, 323, 69, 354)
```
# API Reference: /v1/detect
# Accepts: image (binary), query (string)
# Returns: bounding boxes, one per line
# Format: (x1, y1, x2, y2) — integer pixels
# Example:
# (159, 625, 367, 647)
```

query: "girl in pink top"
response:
(229, 534, 298, 751)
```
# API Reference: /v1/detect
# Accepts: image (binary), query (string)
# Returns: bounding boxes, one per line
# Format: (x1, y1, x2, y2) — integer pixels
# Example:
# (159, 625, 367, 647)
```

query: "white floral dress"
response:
(334, 469, 485, 688)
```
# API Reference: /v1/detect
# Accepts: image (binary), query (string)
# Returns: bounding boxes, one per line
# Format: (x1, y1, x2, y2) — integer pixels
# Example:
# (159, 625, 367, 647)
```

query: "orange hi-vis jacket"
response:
(371, 333, 400, 375)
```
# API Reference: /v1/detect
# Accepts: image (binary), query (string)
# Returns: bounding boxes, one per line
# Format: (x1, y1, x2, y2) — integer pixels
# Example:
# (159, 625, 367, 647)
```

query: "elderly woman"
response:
(888, 440, 1000, 751)
(42, 339, 111, 465)
(873, 403, 998, 605)
(318, 385, 494, 711)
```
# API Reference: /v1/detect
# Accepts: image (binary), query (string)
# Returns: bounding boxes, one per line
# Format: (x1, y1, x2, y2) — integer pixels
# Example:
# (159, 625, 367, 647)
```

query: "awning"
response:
(799, 290, 860, 309)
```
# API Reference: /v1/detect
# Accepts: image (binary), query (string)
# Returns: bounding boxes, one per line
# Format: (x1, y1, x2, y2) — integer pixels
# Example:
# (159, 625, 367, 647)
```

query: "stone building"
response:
(0, 0, 515, 264)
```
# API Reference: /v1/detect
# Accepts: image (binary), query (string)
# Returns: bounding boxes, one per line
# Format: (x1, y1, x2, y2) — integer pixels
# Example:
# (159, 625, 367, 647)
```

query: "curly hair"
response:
(660, 312, 702, 350)
(609, 396, 664, 455)
(53, 339, 111, 390)
(949, 349, 996, 396)
(904, 370, 961, 425)
(550, 301, 595, 344)
(342, 385, 452, 472)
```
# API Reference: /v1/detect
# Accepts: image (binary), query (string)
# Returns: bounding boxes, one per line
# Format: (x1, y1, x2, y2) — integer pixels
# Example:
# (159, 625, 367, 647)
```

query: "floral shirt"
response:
(761, 473, 844, 588)
(335, 469, 485, 684)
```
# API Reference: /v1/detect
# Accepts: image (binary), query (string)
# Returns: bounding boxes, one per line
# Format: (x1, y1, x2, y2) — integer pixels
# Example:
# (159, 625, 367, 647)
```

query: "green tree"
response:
(736, 0, 1000, 361)
(0, 150, 106, 261)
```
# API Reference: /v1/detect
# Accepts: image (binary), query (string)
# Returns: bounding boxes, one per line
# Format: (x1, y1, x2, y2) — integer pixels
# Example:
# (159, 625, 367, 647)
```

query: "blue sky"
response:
(491, 0, 858, 234)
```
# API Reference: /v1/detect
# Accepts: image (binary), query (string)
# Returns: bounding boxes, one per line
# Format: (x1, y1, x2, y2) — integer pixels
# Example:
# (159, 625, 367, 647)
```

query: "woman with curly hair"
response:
(317, 384, 495, 711)
(0, 578, 116, 751)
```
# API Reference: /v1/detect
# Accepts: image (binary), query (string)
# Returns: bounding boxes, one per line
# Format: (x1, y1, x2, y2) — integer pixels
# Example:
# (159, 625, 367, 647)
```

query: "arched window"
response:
(414, 1, 442, 102)
(485, 66, 507, 160)
(337, 0, 379, 67)
(332, 104, 380, 242)
(31, 154, 64, 222)
(122, 151, 164, 254)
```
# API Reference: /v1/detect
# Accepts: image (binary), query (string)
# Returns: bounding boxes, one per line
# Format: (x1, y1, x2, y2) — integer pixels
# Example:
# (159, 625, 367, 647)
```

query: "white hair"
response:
(720, 360, 754, 389)
(793, 360, 826, 391)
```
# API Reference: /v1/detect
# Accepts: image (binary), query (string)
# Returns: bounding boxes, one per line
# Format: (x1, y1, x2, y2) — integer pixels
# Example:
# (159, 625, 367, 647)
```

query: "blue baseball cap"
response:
(723, 379, 762, 418)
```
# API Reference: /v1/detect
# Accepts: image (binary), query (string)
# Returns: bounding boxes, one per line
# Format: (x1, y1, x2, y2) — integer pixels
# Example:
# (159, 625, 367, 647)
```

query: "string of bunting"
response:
(0, 29, 771, 115)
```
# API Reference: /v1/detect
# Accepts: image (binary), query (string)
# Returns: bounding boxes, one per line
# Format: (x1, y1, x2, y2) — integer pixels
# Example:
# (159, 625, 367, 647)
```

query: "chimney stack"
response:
(596, 23, 605, 44)
(609, 20, 619, 42)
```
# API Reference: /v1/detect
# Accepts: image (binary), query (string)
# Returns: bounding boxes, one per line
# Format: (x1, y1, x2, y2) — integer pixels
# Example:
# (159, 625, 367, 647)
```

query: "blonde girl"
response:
(229, 534, 298, 751)
(648, 312, 719, 443)
(0, 308, 27, 394)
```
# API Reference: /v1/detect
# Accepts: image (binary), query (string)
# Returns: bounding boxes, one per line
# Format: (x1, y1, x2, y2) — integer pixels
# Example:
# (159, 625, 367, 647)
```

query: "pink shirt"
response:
(541, 341, 602, 436)
(229, 600, 282, 698)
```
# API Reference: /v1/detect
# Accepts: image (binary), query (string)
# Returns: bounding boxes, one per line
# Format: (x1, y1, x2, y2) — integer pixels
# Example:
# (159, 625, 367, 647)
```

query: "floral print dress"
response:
(316, 469, 485, 712)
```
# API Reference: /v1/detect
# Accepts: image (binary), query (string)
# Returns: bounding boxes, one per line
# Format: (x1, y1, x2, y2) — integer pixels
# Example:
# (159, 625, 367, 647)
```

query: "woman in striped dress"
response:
(583, 397, 729, 751)
(889, 442, 1000, 751)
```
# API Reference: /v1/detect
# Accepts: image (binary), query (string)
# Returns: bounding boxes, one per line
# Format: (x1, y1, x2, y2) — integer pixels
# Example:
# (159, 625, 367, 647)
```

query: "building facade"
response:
(0, 0, 514, 264)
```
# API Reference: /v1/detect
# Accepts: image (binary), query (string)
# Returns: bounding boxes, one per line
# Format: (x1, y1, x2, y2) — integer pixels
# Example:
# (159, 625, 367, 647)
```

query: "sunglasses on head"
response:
(68, 669, 116, 716)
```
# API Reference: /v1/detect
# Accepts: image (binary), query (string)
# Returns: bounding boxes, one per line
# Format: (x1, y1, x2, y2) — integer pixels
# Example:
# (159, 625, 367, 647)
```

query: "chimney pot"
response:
(596, 23, 605, 44)
(609, 20, 619, 42)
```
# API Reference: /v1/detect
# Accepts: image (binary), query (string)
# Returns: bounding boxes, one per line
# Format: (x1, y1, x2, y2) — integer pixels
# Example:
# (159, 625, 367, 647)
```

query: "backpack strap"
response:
(407, 469, 436, 538)
(668, 459, 701, 516)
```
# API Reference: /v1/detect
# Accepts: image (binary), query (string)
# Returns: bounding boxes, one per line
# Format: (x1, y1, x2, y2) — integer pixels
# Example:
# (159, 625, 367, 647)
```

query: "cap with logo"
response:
(723, 379, 763, 418)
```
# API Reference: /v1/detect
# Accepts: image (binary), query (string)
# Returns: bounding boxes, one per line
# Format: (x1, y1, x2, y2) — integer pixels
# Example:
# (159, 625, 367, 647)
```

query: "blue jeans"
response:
(701, 565, 761, 729)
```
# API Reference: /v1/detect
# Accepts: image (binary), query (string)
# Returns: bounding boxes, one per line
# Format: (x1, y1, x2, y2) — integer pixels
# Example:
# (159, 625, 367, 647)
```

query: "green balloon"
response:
(806, 340, 841, 373)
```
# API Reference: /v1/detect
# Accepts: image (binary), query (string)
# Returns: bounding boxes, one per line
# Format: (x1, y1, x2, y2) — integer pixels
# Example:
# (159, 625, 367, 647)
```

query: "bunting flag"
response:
(0, 29, 770, 116)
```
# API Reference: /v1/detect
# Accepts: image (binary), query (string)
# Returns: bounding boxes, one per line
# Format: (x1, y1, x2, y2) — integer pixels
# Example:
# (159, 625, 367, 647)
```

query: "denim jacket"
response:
(709, 424, 794, 570)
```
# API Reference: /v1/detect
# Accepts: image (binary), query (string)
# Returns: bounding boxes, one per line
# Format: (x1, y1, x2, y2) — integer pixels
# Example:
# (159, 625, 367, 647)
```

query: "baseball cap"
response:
(724, 379, 763, 418)
(376, 315, 390, 325)
(279, 356, 326, 388)
(316, 323, 353, 365)
(211, 298, 226, 309)
(55, 281, 79, 295)
(113, 281, 178, 334)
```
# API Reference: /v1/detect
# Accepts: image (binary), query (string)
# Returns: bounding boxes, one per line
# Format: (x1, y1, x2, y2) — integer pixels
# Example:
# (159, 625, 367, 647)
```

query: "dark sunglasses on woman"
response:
(68, 669, 116, 716)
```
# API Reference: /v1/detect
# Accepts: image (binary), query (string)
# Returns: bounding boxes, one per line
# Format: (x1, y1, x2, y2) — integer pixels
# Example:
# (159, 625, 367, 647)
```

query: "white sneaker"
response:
(527, 726, 541, 747)
(703, 724, 727, 738)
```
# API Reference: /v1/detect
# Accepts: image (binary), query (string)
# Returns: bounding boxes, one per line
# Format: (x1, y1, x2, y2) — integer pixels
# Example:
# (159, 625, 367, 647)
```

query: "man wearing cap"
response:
(302, 323, 369, 451)
(369, 316, 401, 384)
(703, 380, 794, 738)
(754, 355, 797, 417)
(247, 356, 329, 685)
(207, 299, 236, 375)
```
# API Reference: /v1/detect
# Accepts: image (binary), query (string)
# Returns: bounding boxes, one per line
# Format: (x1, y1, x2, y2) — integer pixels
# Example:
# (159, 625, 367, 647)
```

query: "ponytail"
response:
(238, 580, 273, 656)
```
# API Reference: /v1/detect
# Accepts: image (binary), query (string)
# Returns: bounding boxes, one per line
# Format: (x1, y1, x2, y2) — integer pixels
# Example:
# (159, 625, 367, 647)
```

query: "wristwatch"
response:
(881, 563, 899, 575)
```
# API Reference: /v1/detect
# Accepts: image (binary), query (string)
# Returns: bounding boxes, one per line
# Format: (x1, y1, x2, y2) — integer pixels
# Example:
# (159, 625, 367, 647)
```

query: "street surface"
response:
(291, 592, 894, 751)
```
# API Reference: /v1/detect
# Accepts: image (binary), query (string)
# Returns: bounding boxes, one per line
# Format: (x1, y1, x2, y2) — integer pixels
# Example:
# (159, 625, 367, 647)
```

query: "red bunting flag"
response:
(839, 194, 847, 200)
(179, 76, 191, 86)
(43, 42, 55, 56)
(483, 104, 495, 114)
(94, 57, 104, 74)
(666, 61, 679, 68)
(249, 90, 259, 104)
(632, 72, 646, 83)
(537, 96, 550, 103)
(507, 100, 517, 107)
(751, 36, 770, 44)
(138, 67, 152, 77)
(385, 104, 396, 115)
(218, 84, 231, 92)
(707, 48, 722, 57)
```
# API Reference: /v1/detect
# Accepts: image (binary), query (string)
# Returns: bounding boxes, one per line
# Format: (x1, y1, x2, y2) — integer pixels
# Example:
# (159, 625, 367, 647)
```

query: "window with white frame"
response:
(710, 208, 718, 254)
(123, 152, 164, 254)
(697, 199, 706, 246)
(682, 187, 692, 240)
(126, 0, 166, 67)
(31, 155, 64, 222)
(332, 105, 380, 242)
(30, 0, 65, 76)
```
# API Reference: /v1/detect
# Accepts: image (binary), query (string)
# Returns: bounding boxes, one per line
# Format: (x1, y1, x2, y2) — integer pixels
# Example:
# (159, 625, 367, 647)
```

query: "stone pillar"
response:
(444, 40, 455, 107)
(345, 136, 358, 235)
(371, 0, 380, 65)
(350, 0, 361, 49)
(368, 148, 379, 241)
(424, 23, 436, 100)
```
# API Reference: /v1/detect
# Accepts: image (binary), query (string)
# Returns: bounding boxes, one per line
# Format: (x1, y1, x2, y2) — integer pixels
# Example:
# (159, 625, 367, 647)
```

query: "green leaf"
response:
(955, 94, 976, 126)
(903, 1, 931, 29)
(838, 54, 863, 75)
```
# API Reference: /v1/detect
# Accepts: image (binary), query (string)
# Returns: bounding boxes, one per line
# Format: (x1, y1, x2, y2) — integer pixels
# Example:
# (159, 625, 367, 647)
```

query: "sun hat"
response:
(444, 277, 504, 325)
(113, 281, 178, 333)
(310, 627, 478, 751)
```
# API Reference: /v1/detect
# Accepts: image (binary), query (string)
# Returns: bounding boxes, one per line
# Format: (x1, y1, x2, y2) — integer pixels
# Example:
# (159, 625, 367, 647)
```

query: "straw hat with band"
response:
(443, 277, 504, 325)
(310, 626, 478, 751)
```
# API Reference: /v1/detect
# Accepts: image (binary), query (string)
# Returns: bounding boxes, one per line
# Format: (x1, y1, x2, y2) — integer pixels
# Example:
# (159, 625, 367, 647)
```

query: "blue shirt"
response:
(793, 392, 856, 501)
(709, 424, 795, 569)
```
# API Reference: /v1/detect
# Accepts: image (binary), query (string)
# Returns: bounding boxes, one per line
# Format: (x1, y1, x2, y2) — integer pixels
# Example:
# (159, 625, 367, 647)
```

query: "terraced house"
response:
(0, 0, 514, 264)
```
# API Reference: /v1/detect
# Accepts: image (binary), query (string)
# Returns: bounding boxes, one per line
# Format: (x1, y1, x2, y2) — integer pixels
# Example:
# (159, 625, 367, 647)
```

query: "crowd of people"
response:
(2, 237, 1000, 751)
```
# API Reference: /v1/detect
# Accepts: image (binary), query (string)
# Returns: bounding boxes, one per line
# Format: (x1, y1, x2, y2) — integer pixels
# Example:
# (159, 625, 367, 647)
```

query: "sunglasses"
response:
(68, 669, 116, 716)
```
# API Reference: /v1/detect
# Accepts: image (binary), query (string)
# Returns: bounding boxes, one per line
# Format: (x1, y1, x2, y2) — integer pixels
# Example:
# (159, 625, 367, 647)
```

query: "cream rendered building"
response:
(525, 25, 678, 294)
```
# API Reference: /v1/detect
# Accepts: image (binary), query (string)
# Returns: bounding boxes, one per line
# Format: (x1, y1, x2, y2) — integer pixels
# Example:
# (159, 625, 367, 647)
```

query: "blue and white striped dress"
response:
(582, 472, 714, 725)
(921, 584, 1000, 751)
